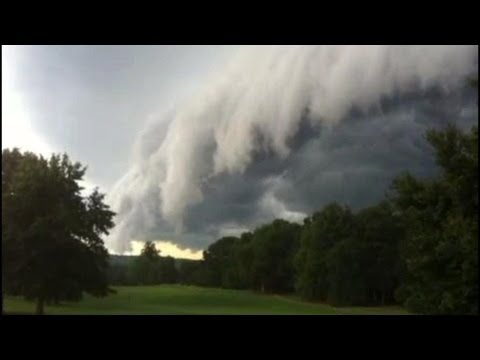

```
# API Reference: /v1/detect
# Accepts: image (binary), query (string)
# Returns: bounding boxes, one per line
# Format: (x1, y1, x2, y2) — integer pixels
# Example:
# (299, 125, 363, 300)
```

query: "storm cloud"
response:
(105, 45, 478, 253)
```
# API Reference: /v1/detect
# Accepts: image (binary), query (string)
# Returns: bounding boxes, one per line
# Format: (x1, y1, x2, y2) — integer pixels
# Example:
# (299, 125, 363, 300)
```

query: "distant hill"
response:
(109, 254, 137, 266)
(109, 254, 201, 269)
(174, 258, 201, 270)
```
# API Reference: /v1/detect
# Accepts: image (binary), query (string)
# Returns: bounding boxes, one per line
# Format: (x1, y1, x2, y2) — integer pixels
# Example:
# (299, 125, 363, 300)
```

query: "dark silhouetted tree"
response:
(203, 237, 237, 288)
(326, 201, 403, 306)
(2, 149, 115, 315)
(250, 220, 301, 293)
(295, 203, 354, 301)
(391, 124, 478, 314)
(131, 241, 162, 285)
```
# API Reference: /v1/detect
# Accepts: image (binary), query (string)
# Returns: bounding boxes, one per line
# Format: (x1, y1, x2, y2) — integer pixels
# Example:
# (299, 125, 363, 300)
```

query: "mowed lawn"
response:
(3, 285, 409, 315)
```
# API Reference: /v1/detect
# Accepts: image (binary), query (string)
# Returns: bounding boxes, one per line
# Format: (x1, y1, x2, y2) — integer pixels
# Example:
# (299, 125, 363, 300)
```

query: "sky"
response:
(2, 45, 478, 258)
(2, 45, 236, 258)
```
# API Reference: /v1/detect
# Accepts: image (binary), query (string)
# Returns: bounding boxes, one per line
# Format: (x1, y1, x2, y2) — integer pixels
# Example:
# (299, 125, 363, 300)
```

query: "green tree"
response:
(326, 201, 403, 306)
(326, 237, 368, 305)
(131, 241, 162, 285)
(2, 149, 115, 315)
(223, 232, 255, 289)
(390, 124, 478, 314)
(158, 256, 178, 284)
(177, 259, 205, 285)
(295, 203, 354, 301)
(203, 236, 238, 288)
(250, 219, 301, 294)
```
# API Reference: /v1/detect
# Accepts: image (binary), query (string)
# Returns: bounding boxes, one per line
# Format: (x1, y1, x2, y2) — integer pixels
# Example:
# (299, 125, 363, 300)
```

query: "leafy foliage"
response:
(390, 124, 478, 314)
(2, 149, 115, 314)
(295, 203, 354, 300)
(130, 241, 179, 285)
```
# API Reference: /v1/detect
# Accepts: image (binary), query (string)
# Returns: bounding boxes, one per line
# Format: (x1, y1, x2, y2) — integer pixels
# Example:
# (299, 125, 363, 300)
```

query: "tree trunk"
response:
(36, 297, 44, 315)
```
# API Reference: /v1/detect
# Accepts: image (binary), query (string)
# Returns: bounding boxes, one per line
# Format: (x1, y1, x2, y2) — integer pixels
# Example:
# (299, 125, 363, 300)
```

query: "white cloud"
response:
(108, 45, 477, 253)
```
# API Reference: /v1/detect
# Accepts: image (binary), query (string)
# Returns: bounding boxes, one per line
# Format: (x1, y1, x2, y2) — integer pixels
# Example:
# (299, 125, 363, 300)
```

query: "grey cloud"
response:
(105, 45, 477, 253)
(275, 86, 478, 213)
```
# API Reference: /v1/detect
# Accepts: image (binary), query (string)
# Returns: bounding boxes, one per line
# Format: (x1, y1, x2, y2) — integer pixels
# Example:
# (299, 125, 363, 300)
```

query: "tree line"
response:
(2, 122, 477, 315)
(108, 243, 178, 286)
(162, 124, 477, 314)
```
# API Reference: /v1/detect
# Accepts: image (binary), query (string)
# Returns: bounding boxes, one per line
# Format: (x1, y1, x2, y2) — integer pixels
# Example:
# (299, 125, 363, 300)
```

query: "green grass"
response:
(3, 285, 409, 315)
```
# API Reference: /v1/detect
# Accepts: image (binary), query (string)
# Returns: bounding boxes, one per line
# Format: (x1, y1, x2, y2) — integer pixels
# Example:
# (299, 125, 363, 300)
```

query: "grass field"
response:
(3, 285, 409, 315)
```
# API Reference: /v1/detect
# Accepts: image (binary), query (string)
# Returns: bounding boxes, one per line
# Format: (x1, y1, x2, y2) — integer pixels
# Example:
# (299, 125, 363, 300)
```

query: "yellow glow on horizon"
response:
(125, 240, 203, 260)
